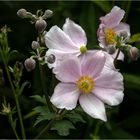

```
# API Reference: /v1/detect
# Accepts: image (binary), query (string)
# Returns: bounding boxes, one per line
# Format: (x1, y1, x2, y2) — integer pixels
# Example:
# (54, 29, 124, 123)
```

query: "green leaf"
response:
(65, 112, 86, 124)
(51, 120, 75, 136)
(33, 106, 55, 126)
(127, 33, 140, 43)
(30, 95, 46, 104)
(34, 115, 49, 126)
(123, 73, 140, 90)
(91, 1, 111, 12)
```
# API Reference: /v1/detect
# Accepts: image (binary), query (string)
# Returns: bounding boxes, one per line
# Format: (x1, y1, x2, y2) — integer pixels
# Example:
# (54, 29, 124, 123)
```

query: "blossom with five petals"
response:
(45, 18, 87, 68)
(97, 6, 130, 60)
(51, 51, 124, 121)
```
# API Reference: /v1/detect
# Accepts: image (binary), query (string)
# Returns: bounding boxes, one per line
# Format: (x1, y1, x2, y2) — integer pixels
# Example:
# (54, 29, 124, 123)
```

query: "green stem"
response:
(34, 109, 65, 139)
(93, 121, 102, 140)
(34, 119, 55, 139)
(9, 114, 20, 140)
(38, 32, 53, 112)
(114, 48, 121, 63)
(1, 52, 26, 139)
(39, 64, 53, 112)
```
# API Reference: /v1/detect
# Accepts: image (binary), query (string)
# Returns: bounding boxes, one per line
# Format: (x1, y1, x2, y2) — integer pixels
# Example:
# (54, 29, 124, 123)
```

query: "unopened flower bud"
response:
(31, 41, 40, 50)
(43, 9, 53, 18)
(120, 31, 130, 40)
(107, 45, 116, 54)
(129, 47, 139, 61)
(46, 54, 55, 64)
(17, 9, 28, 18)
(35, 19, 47, 33)
(24, 58, 36, 72)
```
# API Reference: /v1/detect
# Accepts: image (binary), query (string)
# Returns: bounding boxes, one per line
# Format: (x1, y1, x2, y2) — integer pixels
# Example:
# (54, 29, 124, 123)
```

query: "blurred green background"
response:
(0, 0, 140, 139)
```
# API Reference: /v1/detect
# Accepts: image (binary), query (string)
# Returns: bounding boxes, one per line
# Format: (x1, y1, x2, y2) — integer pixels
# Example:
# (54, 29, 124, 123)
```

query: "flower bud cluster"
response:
(17, 8, 53, 33)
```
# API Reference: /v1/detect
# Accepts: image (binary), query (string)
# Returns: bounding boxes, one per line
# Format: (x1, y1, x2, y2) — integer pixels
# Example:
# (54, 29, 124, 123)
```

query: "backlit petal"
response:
(45, 25, 78, 51)
(79, 94, 107, 121)
(63, 18, 87, 47)
(93, 67, 124, 105)
(51, 83, 80, 110)
(81, 51, 106, 79)
(54, 57, 81, 83)
(100, 6, 125, 28)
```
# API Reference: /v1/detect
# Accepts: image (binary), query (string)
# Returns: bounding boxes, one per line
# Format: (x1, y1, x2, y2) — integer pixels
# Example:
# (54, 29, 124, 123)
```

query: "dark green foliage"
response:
(50, 120, 75, 136)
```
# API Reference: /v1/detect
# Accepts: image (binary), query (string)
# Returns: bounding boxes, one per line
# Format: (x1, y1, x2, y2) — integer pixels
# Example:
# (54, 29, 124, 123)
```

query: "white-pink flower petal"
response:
(115, 22, 130, 38)
(93, 67, 124, 105)
(81, 51, 106, 79)
(63, 18, 87, 47)
(45, 25, 78, 51)
(100, 6, 125, 28)
(79, 93, 107, 121)
(54, 57, 81, 83)
(50, 83, 80, 110)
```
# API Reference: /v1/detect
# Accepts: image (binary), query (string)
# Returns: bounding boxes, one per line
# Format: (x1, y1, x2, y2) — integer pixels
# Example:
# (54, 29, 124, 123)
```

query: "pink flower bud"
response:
(46, 54, 55, 64)
(17, 9, 27, 18)
(31, 41, 40, 50)
(35, 19, 47, 33)
(43, 10, 53, 18)
(24, 58, 36, 72)
(129, 47, 139, 61)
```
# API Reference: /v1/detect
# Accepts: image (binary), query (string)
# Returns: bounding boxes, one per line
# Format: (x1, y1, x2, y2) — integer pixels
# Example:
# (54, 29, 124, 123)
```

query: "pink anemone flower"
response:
(51, 51, 124, 121)
(97, 6, 130, 61)
(45, 18, 87, 68)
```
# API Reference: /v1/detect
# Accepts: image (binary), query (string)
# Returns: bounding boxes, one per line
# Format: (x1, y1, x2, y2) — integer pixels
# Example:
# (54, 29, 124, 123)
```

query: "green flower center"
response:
(80, 46, 87, 54)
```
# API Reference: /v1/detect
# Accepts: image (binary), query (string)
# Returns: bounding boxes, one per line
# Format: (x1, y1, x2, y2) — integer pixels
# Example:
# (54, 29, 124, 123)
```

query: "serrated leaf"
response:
(33, 106, 55, 126)
(34, 115, 49, 126)
(30, 95, 46, 104)
(65, 112, 85, 124)
(127, 33, 140, 43)
(51, 120, 75, 136)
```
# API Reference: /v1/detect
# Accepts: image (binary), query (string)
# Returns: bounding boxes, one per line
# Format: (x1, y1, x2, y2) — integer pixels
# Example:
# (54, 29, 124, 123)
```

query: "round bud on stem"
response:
(24, 58, 36, 72)
(46, 54, 55, 64)
(35, 19, 47, 33)
(17, 9, 28, 18)
(107, 45, 116, 54)
(31, 41, 40, 50)
(129, 47, 139, 61)
(43, 10, 53, 18)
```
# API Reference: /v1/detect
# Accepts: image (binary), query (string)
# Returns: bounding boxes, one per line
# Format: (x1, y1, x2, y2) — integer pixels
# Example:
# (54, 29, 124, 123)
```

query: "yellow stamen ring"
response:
(76, 76, 94, 94)
(105, 28, 116, 45)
